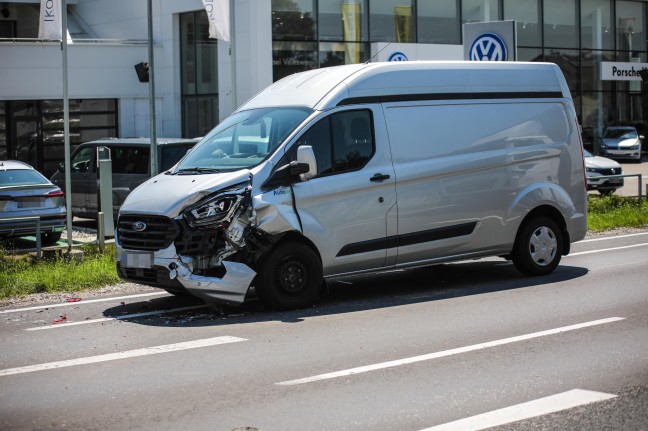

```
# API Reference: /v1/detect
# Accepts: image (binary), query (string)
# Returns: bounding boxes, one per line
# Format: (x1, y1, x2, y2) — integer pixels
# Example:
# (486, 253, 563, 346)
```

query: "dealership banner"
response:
(38, 0, 63, 40)
(601, 62, 648, 81)
(202, 0, 230, 41)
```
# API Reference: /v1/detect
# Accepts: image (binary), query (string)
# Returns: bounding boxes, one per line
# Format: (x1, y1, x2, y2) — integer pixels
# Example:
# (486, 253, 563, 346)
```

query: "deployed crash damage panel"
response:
(116, 178, 303, 306)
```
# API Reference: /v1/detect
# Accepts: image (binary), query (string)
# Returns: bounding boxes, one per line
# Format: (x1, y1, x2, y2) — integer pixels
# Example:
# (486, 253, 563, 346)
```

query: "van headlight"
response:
(184, 195, 239, 227)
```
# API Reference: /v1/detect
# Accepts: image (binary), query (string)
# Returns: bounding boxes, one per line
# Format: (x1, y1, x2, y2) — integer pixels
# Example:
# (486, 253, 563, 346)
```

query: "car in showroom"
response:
(584, 149, 624, 195)
(0, 160, 66, 245)
(600, 126, 643, 162)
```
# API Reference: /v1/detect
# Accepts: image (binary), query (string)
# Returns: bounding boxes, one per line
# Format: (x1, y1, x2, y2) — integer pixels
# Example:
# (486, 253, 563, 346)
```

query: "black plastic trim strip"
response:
(336, 222, 477, 257)
(337, 92, 564, 107)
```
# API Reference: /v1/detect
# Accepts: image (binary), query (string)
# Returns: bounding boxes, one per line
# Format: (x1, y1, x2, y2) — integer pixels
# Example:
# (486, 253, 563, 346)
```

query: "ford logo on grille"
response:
(132, 221, 147, 232)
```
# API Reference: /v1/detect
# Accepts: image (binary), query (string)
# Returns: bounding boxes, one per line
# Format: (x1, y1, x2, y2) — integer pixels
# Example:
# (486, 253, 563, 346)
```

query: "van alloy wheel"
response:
(256, 241, 323, 310)
(512, 216, 563, 276)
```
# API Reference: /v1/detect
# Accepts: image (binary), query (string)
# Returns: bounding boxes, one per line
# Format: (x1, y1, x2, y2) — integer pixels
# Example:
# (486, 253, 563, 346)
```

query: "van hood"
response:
(120, 169, 252, 217)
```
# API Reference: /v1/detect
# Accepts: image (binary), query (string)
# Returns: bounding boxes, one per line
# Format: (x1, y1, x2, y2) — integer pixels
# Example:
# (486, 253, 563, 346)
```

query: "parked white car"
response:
(600, 126, 642, 162)
(584, 150, 624, 195)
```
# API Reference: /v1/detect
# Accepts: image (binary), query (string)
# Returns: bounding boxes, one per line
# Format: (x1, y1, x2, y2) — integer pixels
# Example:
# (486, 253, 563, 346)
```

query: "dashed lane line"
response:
(25, 304, 211, 331)
(276, 317, 624, 386)
(567, 242, 648, 257)
(419, 389, 617, 431)
(0, 292, 169, 315)
(0, 336, 247, 377)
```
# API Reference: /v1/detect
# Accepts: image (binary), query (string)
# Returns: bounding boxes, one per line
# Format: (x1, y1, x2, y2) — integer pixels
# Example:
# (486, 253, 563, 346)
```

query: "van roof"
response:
(239, 61, 570, 112)
(79, 138, 199, 147)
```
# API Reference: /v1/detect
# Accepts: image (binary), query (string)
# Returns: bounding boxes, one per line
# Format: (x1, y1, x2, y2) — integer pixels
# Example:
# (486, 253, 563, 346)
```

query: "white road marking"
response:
(0, 292, 168, 314)
(276, 317, 624, 386)
(579, 231, 648, 243)
(567, 242, 648, 257)
(26, 304, 210, 331)
(0, 336, 247, 377)
(419, 389, 617, 431)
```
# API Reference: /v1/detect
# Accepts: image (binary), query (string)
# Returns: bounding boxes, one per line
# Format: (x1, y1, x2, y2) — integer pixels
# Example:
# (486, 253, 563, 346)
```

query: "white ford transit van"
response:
(116, 61, 588, 310)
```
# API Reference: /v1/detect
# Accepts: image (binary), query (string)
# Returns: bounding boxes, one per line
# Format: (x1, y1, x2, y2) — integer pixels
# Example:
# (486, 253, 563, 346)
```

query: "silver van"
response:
(116, 61, 588, 310)
(51, 138, 197, 219)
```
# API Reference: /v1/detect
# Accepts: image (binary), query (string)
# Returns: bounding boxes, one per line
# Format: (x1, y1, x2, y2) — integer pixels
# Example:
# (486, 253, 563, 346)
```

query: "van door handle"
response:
(370, 173, 391, 182)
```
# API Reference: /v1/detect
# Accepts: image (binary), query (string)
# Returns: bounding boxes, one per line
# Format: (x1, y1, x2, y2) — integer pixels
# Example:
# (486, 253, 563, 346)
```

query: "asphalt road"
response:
(1, 230, 647, 431)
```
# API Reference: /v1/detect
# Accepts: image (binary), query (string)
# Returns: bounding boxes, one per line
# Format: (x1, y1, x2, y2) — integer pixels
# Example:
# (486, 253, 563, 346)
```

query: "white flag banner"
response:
(202, 0, 230, 41)
(38, 0, 62, 39)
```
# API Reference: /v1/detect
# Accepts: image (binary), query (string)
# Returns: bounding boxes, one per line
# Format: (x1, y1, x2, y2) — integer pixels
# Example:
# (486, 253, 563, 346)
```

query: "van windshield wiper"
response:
(174, 167, 222, 175)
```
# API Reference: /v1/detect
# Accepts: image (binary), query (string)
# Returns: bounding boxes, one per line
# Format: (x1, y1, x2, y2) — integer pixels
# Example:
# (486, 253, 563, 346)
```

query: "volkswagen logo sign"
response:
(132, 221, 147, 232)
(388, 51, 408, 62)
(470, 32, 507, 61)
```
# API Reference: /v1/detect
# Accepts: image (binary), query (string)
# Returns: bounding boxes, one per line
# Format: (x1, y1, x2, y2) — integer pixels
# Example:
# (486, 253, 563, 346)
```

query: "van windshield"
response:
(174, 107, 312, 173)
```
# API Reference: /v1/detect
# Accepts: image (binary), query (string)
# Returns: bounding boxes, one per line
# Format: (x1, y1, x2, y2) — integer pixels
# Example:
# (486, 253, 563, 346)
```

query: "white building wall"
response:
(1, 0, 274, 138)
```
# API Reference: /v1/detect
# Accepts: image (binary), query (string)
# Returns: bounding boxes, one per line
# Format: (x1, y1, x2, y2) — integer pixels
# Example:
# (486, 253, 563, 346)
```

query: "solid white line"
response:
(25, 304, 210, 331)
(419, 389, 617, 431)
(567, 242, 648, 257)
(579, 231, 648, 243)
(0, 292, 169, 314)
(0, 336, 247, 377)
(276, 317, 624, 386)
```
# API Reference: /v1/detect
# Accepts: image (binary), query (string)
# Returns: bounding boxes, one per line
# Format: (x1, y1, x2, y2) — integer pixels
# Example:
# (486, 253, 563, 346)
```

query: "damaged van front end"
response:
(115, 106, 314, 306)
(116, 176, 303, 305)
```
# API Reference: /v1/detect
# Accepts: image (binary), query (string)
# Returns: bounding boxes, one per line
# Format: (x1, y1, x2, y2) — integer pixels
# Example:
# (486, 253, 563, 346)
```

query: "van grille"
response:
(117, 215, 179, 251)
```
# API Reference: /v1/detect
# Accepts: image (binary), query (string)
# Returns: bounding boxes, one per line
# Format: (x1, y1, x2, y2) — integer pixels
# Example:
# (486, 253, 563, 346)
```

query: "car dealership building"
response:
(1, 0, 647, 176)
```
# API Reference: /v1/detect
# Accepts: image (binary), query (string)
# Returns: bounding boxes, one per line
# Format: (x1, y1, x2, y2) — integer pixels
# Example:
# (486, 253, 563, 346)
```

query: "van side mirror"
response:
(58, 162, 65, 172)
(296, 145, 317, 181)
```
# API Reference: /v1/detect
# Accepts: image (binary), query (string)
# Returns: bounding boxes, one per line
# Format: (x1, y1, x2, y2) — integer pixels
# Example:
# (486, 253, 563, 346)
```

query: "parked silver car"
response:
(0, 160, 66, 245)
(600, 126, 643, 162)
(584, 150, 624, 195)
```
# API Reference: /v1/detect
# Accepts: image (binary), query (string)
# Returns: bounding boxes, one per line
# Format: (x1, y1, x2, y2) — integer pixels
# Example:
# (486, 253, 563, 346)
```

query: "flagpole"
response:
(230, 0, 237, 112)
(147, 0, 158, 176)
(61, 0, 72, 252)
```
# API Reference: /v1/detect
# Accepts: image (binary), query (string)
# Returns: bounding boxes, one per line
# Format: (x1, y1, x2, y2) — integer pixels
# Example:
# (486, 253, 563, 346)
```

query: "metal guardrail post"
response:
(34, 217, 41, 259)
(98, 212, 106, 254)
(639, 174, 643, 200)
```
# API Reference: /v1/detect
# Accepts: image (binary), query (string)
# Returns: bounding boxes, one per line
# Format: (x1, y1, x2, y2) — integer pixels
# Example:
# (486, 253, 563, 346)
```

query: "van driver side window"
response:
(288, 110, 374, 177)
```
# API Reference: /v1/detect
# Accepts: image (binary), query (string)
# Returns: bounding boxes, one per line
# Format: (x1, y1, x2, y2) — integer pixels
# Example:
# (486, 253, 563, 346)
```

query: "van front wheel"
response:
(256, 242, 323, 310)
(512, 216, 563, 276)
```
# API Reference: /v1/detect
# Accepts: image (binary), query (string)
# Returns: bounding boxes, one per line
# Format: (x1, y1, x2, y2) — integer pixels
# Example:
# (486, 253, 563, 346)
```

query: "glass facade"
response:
(0, 100, 118, 177)
(270, 0, 648, 153)
(180, 11, 219, 138)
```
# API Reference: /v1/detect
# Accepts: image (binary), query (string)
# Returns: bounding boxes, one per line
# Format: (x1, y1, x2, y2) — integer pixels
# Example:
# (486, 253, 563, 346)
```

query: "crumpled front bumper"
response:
(118, 243, 257, 306)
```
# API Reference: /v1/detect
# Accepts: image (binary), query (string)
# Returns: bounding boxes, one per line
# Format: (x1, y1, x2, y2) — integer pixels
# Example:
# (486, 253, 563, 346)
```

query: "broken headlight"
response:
(183, 186, 251, 228)
(184, 194, 239, 228)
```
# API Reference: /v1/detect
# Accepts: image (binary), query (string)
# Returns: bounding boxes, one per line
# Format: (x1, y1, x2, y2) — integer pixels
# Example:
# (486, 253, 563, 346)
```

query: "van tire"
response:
(256, 241, 323, 310)
(512, 216, 563, 276)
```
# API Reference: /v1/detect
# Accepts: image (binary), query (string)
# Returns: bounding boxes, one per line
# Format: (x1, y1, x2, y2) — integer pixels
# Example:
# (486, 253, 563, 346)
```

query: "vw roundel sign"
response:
(388, 51, 408, 62)
(469, 32, 508, 61)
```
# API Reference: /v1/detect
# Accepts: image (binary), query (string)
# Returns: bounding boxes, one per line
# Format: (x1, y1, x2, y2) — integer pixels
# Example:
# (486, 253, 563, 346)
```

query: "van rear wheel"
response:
(512, 216, 563, 276)
(255, 241, 323, 310)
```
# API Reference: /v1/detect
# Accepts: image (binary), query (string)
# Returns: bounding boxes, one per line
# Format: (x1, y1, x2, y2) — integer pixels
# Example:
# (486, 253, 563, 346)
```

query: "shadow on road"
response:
(102, 260, 588, 328)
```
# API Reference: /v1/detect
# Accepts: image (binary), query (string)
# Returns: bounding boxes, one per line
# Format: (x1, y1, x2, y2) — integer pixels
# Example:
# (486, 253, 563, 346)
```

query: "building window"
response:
(180, 11, 218, 138)
(272, 0, 317, 40)
(581, 0, 614, 50)
(544, 0, 578, 49)
(370, 0, 415, 43)
(417, 0, 460, 44)
(616, 1, 646, 55)
(1, 99, 117, 177)
(462, 0, 500, 25)
(504, 0, 541, 47)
